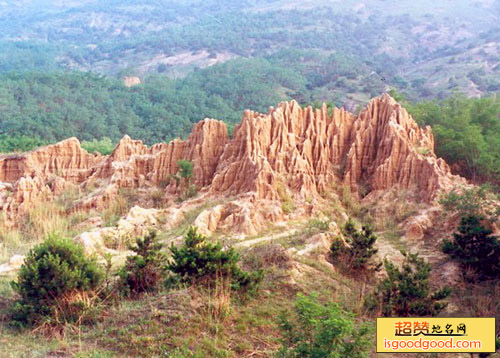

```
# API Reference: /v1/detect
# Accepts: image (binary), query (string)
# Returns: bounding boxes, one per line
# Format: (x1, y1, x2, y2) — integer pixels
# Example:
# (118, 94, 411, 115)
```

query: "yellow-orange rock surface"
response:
(0, 94, 465, 232)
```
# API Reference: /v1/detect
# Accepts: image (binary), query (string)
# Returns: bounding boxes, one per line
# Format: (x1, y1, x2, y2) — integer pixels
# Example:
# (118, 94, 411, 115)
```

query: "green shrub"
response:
(306, 218, 330, 233)
(173, 159, 198, 202)
(277, 183, 295, 214)
(367, 251, 450, 317)
(407, 95, 500, 184)
(439, 186, 491, 218)
(442, 215, 500, 281)
(167, 227, 262, 292)
(277, 293, 372, 358)
(177, 159, 193, 180)
(177, 184, 198, 202)
(119, 231, 166, 296)
(11, 236, 102, 326)
(81, 137, 114, 155)
(0, 134, 50, 153)
(330, 219, 380, 272)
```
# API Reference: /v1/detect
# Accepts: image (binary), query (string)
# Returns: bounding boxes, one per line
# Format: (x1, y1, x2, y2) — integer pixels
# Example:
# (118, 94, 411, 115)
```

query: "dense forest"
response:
(406, 95, 499, 184)
(0, 59, 302, 145)
(0, 0, 499, 100)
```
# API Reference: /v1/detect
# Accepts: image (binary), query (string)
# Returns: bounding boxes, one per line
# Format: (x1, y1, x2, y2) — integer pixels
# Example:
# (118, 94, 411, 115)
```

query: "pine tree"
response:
(119, 231, 165, 295)
(369, 251, 450, 317)
(331, 219, 380, 271)
(167, 227, 261, 291)
(442, 215, 500, 280)
(11, 236, 102, 325)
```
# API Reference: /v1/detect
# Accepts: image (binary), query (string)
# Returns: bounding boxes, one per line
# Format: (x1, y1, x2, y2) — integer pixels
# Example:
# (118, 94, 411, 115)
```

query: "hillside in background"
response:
(0, 0, 498, 101)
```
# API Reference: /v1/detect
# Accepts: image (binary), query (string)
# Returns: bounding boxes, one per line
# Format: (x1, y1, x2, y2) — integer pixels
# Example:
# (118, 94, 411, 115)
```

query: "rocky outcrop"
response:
(0, 254, 25, 275)
(0, 138, 101, 220)
(91, 119, 228, 188)
(211, 101, 356, 200)
(211, 94, 461, 203)
(0, 94, 465, 234)
(0, 137, 101, 184)
(122, 76, 141, 88)
(343, 95, 458, 201)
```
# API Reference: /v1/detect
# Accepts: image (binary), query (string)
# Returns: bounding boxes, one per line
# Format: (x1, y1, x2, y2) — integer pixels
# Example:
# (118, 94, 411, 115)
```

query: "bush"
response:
(367, 251, 450, 317)
(11, 236, 102, 326)
(330, 219, 380, 272)
(177, 184, 198, 202)
(442, 215, 500, 281)
(305, 218, 330, 233)
(407, 95, 500, 184)
(81, 137, 114, 155)
(439, 186, 496, 219)
(0, 134, 50, 153)
(177, 159, 193, 180)
(119, 231, 166, 296)
(277, 183, 295, 214)
(167, 227, 262, 292)
(173, 159, 198, 202)
(277, 293, 372, 358)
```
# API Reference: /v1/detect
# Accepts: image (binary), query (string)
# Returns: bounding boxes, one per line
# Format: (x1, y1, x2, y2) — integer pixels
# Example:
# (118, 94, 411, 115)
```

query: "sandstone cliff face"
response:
(210, 102, 356, 200)
(0, 95, 464, 233)
(0, 138, 101, 220)
(343, 95, 457, 201)
(211, 94, 460, 203)
(89, 118, 228, 188)
(0, 138, 100, 184)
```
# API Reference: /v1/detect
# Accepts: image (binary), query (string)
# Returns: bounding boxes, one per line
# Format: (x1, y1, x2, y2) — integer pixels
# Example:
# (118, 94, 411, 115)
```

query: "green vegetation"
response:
(367, 251, 451, 317)
(171, 159, 198, 202)
(305, 218, 331, 234)
(408, 95, 500, 184)
(442, 215, 500, 281)
(81, 137, 114, 155)
(330, 219, 380, 272)
(276, 183, 295, 215)
(0, 61, 301, 146)
(0, 41, 58, 72)
(0, 0, 497, 101)
(439, 185, 499, 220)
(167, 227, 262, 292)
(177, 159, 194, 181)
(0, 69, 497, 188)
(119, 231, 165, 296)
(0, 1, 499, 355)
(10, 236, 102, 326)
(277, 293, 372, 358)
(0, 134, 49, 153)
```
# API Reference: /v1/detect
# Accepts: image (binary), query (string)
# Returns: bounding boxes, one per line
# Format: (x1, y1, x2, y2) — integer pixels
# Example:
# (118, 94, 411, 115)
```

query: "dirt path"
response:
(234, 229, 298, 248)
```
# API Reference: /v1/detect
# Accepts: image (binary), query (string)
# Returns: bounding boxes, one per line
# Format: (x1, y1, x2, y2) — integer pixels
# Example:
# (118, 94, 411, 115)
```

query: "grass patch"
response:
(276, 183, 294, 214)
(0, 192, 94, 264)
(101, 190, 133, 227)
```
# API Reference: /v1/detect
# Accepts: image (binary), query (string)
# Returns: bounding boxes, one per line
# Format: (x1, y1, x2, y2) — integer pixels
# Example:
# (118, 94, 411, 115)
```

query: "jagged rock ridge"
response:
(0, 94, 464, 233)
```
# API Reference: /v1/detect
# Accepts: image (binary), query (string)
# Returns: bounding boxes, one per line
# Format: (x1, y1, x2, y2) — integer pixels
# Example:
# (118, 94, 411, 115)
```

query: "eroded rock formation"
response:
(0, 94, 465, 233)
(211, 94, 460, 203)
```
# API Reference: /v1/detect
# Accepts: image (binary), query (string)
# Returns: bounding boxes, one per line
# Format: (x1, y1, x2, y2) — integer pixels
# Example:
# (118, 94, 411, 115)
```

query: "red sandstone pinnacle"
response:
(0, 94, 464, 222)
(211, 94, 461, 202)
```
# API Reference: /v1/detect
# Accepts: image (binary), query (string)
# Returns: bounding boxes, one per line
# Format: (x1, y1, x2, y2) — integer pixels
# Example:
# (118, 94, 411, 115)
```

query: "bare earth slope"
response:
(0, 94, 465, 235)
